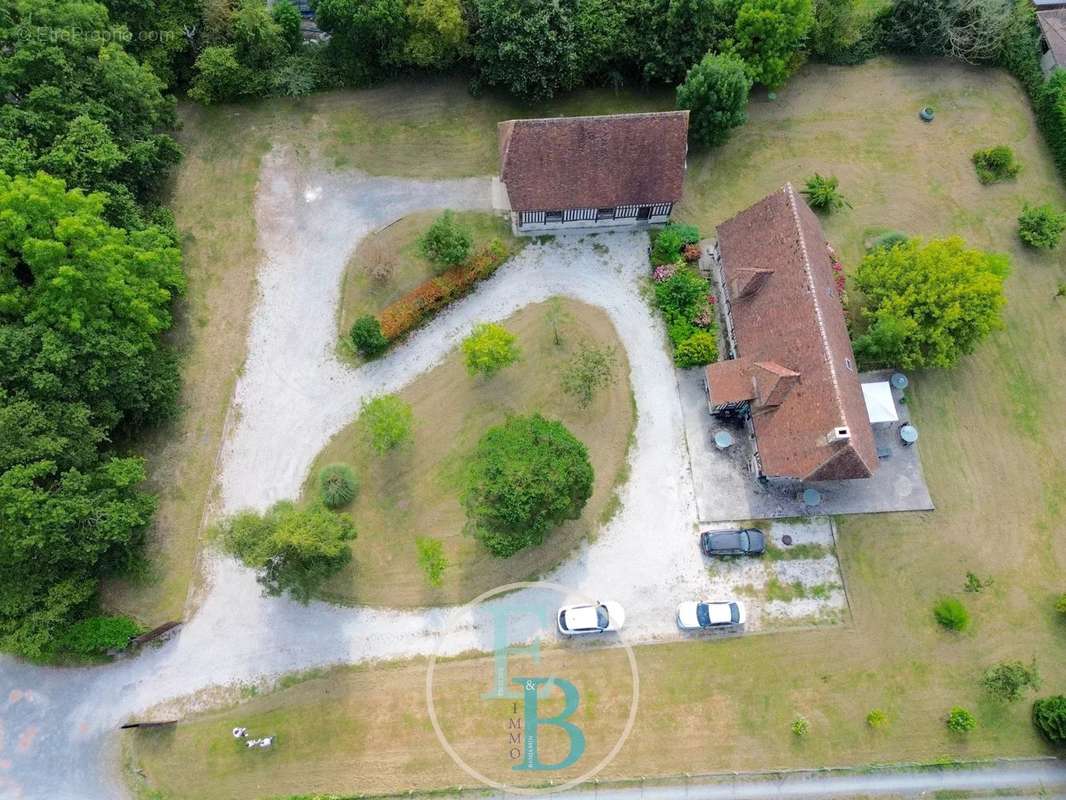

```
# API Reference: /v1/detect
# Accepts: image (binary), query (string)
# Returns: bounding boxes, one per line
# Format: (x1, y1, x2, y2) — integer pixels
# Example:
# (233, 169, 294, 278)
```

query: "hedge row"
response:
(378, 239, 510, 341)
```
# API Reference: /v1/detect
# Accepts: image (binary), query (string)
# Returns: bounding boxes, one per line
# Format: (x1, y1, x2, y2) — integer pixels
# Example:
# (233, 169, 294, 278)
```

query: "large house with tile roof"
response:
(495, 111, 689, 234)
(704, 185, 878, 483)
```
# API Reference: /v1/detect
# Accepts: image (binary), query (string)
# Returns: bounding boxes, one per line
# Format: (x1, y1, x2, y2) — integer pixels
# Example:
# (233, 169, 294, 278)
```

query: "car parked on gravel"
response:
(676, 600, 746, 631)
(557, 601, 626, 635)
(700, 528, 765, 557)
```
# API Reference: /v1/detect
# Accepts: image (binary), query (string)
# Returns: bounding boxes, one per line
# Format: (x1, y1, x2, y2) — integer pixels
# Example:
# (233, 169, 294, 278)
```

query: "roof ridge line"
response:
(784, 183, 850, 435)
(499, 111, 688, 126)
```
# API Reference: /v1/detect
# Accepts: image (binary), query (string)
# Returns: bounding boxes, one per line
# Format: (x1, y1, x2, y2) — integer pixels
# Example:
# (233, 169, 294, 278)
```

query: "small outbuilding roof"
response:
(497, 112, 689, 212)
(1039, 9, 1066, 64)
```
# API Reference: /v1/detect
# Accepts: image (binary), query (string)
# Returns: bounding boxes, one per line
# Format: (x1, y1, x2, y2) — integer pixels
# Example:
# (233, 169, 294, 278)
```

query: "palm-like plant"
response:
(801, 174, 852, 213)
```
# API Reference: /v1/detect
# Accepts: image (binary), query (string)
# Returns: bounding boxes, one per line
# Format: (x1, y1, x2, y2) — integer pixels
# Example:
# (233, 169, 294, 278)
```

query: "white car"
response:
(676, 600, 745, 631)
(557, 601, 626, 635)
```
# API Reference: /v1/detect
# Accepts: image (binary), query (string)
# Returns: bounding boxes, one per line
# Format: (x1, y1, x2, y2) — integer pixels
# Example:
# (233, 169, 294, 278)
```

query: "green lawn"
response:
(126, 57, 1066, 798)
(309, 299, 635, 608)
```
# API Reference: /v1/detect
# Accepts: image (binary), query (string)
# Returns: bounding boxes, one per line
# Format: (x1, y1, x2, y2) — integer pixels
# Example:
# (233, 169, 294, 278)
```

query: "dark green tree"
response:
(463, 414, 594, 557)
(731, 0, 814, 88)
(676, 52, 752, 147)
(316, 0, 408, 81)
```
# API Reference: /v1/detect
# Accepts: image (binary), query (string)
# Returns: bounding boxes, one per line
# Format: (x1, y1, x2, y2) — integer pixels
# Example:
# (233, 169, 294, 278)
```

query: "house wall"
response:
(512, 203, 672, 235)
(1042, 47, 1059, 76)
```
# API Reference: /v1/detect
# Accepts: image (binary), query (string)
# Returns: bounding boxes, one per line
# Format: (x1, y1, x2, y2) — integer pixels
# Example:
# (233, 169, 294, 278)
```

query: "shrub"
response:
(462, 322, 521, 376)
(791, 716, 810, 736)
(317, 464, 359, 508)
(801, 173, 851, 212)
(683, 243, 702, 263)
(1056, 593, 1066, 616)
(651, 223, 701, 265)
(1018, 203, 1066, 250)
(561, 342, 618, 408)
(675, 331, 719, 368)
(964, 571, 992, 592)
(946, 707, 977, 733)
(933, 597, 970, 632)
(416, 537, 448, 587)
(676, 52, 753, 148)
(1033, 695, 1066, 742)
(378, 241, 509, 341)
(351, 315, 389, 358)
(972, 145, 1021, 184)
(463, 414, 594, 557)
(419, 210, 473, 269)
(867, 231, 908, 252)
(866, 708, 889, 730)
(358, 395, 413, 452)
(853, 237, 1010, 370)
(214, 501, 356, 602)
(983, 660, 1041, 703)
(55, 616, 141, 657)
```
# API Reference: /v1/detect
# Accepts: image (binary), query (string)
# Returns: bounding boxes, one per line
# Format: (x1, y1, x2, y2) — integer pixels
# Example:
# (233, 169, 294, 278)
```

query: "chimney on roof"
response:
(826, 426, 851, 444)
(729, 268, 774, 300)
(753, 361, 800, 407)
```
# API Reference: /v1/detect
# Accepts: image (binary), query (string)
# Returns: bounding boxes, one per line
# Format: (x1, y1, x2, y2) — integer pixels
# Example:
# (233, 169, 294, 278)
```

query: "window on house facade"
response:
(597, 207, 615, 221)
(545, 210, 563, 223)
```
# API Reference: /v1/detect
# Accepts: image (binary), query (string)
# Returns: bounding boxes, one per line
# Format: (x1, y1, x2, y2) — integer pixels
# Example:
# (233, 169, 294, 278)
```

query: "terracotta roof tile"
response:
(498, 112, 689, 211)
(713, 186, 878, 481)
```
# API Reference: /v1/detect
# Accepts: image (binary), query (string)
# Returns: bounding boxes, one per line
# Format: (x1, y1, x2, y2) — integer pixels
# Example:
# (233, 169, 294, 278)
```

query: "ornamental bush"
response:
(560, 342, 618, 408)
(351, 315, 389, 358)
(378, 241, 509, 340)
(866, 708, 889, 730)
(791, 716, 810, 736)
(802, 173, 851, 212)
(946, 706, 977, 733)
(675, 331, 719, 368)
(416, 537, 448, 587)
(419, 210, 473, 269)
(651, 223, 701, 265)
(1033, 695, 1066, 742)
(676, 53, 753, 148)
(463, 414, 594, 557)
(1018, 203, 1066, 250)
(972, 145, 1021, 184)
(934, 596, 971, 632)
(358, 395, 414, 452)
(1055, 593, 1066, 616)
(853, 237, 1010, 370)
(462, 323, 521, 377)
(317, 464, 359, 508)
(983, 660, 1041, 703)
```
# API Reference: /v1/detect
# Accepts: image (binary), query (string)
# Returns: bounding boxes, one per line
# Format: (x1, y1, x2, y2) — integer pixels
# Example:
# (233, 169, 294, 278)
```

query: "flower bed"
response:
(378, 239, 509, 342)
(648, 223, 719, 368)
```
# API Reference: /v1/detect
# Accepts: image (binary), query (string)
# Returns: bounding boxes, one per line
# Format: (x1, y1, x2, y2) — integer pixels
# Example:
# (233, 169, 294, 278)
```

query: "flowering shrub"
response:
(693, 308, 713, 328)
(653, 263, 678, 282)
(378, 240, 509, 342)
(682, 243, 702, 263)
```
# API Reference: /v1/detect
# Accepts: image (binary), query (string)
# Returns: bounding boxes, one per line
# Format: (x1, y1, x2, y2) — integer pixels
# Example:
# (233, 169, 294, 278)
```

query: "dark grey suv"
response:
(699, 528, 766, 557)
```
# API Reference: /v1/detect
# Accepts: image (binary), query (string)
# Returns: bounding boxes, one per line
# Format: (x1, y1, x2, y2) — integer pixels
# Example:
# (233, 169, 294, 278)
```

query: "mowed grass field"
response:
(126, 57, 1066, 798)
(307, 299, 635, 608)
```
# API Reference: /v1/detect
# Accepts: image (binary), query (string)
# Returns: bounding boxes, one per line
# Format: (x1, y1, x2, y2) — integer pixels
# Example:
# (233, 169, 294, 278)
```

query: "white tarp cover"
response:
(862, 381, 898, 423)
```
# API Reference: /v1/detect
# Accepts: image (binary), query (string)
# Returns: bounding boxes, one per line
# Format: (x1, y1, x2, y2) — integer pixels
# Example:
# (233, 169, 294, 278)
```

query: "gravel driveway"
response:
(0, 149, 813, 799)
